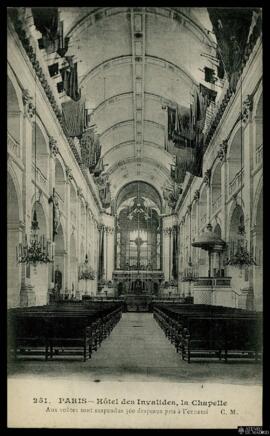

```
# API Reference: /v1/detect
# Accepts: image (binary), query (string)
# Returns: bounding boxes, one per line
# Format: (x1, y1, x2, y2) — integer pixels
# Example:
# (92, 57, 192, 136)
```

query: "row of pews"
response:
(8, 301, 123, 361)
(153, 304, 262, 363)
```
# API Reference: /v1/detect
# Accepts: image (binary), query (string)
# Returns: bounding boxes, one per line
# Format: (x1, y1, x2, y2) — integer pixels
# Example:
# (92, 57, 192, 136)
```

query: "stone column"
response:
(103, 227, 108, 281)
(65, 172, 71, 290)
(20, 89, 35, 306)
(162, 228, 171, 281)
(242, 96, 254, 292)
(48, 137, 58, 292)
(76, 191, 82, 294)
(177, 222, 183, 293)
(106, 226, 115, 281)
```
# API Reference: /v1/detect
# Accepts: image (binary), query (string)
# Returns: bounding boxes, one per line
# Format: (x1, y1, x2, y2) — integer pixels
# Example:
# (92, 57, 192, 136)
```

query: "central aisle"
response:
(88, 312, 182, 369)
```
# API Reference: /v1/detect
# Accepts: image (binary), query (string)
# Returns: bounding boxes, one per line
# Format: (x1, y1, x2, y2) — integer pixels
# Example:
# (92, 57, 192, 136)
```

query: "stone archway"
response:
(7, 173, 21, 308)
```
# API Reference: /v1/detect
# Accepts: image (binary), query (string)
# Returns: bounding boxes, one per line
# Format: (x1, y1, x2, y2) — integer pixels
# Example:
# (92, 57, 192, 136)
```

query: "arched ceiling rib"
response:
(59, 7, 216, 204)
(116, 181, 162, 211)
(81, 55, 196, 88)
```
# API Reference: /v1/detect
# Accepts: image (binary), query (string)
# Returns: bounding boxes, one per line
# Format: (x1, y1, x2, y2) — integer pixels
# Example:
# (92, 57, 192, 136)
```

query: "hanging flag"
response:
(93, 157, 104, 177)
(32, 7, 59, 40)
(207, 8, 253, 91)
(60, 57, 81, 101)
(217, 52, 225, 79)
(62, 98, 86, 137)
(199, 84, 217, 106)
(80, 128, 95, 166)
(57, 21, 70, 57)
(32, 8, 69, 56)
(167, 104, 193, 149)
(48, 63, 59, 77)
(204, 67, 216, 84)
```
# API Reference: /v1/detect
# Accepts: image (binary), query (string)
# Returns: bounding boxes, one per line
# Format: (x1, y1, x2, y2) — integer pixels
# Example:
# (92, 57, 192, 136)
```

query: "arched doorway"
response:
(254, 189, 263, 310)
(30, 201, 49, 305)
(7, 173, 21, 308)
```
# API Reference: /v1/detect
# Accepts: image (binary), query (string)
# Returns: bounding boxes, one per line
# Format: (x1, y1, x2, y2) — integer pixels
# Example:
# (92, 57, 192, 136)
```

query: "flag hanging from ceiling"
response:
(62, 98, 86, 137)
(166, 89, 209, 182)
(207, 8, 254, 91)
(60, 57, 81, 102)
(80, 128, 101, 172)
(199, 84, 217, 105)
(216, 52, 225, 79)
(167, 105, 193, 149)
(32, 8, 69, 57)
(93, 157, 105, 177)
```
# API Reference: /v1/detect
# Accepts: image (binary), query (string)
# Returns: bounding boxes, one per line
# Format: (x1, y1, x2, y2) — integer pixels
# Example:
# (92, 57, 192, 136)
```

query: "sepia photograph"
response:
(6, 6, 263, 429)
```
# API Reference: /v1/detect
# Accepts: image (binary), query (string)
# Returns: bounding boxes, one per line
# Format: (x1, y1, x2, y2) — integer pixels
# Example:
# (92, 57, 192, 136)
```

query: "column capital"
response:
(187, 204, 192, 215)
(242, 94, 253, 125)
(217, 139, 228, 162)
(203, 169, 211, 186)
(193, 189, 200, 202)
(49, 136, 59, 158)
(65, 167, 73, 182)
(105, 225, 114, 234)
(22, 89, 35, 120)
(163, 227, 172, 235)
(77, 187, 83, 198)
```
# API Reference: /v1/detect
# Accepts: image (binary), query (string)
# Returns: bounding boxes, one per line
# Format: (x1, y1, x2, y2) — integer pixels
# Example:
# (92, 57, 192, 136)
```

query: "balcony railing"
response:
(8, 133, 20, 158)
(32, 162, 48, 190)
(228, 168, 244, 197)
(193, 277, 231, 287)
(212, 194, 222, 214)
(255, 144, 263, 167)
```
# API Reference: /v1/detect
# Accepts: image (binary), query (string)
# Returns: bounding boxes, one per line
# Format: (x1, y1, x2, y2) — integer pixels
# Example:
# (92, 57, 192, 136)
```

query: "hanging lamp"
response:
(79, 208, 95, 280)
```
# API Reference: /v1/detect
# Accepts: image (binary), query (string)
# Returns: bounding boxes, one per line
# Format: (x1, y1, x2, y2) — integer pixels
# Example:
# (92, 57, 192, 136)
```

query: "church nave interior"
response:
(7, 7, 263, 383)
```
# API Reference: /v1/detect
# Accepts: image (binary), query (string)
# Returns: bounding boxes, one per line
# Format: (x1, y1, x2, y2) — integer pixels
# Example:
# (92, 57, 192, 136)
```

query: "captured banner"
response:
(207, 7, 254, 91)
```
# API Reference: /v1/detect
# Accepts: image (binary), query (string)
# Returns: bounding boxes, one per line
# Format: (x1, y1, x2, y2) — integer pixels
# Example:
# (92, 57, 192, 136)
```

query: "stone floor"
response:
(8, 313, 262, 384)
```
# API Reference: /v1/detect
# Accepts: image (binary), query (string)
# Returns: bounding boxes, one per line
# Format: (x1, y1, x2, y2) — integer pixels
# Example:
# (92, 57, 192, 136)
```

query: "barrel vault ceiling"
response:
(59, 7, 216, 203)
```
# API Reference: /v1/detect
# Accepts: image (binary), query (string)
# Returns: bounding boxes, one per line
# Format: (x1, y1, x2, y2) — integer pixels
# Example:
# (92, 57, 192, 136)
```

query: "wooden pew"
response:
(8, 303, 122, 361)
(153, 305, 262, 363)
